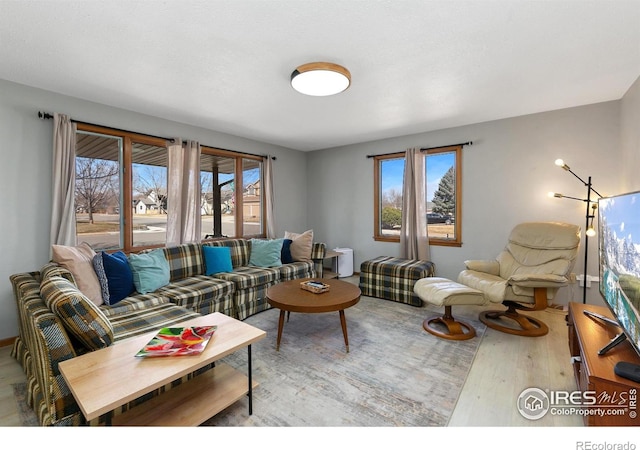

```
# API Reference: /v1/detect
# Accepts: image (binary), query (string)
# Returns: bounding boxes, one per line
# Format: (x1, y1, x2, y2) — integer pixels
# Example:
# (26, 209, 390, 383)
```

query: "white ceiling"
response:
(1, 1, 639, 151)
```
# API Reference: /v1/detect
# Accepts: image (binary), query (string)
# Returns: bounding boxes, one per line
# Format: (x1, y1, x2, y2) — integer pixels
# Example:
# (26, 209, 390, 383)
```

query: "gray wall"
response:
(1, 75, 638, 340)
(307, 80, 640, 307)
(621, 75, 640, 191)
(0, 79, 306, 340)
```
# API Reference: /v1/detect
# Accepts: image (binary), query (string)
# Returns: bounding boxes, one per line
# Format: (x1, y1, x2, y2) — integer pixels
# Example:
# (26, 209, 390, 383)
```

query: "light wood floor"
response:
(0, 343, 30, 426)
(447, 303, 582, 426)
(0, 302, 582, 427)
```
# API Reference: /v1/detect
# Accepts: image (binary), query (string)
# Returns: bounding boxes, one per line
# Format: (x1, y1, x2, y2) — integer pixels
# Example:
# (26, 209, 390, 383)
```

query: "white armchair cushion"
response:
(458, 269, 507, 304)
(463, 259, 500, 276)
(508, 273, 569, 288)
(509, 221, 581, 250)
(497, 247, 577, 279)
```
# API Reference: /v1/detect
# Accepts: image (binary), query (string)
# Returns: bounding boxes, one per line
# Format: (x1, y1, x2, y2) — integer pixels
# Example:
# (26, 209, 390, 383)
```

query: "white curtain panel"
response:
(399, 147, 430, 261)
(264, 155, 276, 238)
(167, 139, 201, 246)
(50, 113, 78, 249)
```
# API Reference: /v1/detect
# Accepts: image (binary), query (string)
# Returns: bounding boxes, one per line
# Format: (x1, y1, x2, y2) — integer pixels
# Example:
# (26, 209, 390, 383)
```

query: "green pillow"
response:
(40, 276, 114, 351)
(128, 248, 170, 294)
(249, 238, 284, 268)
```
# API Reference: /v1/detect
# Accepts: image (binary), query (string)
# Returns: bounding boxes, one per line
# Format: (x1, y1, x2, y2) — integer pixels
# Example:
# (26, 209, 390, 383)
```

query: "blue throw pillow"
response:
(128, 249, 170, 294)
(93, 251, 135, 305)
(203, 246, 233, 275)
(281, 238, 294, 264)
(101, 251, 135, 305)
(249, 238, 283, 268)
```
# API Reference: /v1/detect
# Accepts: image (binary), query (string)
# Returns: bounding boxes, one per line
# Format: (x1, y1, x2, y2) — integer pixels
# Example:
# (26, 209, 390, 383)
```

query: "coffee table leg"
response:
(248, 344, 253, 415)
(276, 309, 286, 351)
(339, 309, 350, 353)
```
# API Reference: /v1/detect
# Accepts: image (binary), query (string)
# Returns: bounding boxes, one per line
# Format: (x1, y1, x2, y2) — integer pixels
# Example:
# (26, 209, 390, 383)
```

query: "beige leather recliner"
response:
(458, 221, 581, 336)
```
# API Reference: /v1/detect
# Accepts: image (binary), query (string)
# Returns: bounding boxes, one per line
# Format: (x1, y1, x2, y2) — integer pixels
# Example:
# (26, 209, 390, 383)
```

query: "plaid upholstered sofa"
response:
(9, 238, 326, 426)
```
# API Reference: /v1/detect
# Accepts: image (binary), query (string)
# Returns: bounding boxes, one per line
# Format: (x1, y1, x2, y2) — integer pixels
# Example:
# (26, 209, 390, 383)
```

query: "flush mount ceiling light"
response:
(290, 62, 351, 96)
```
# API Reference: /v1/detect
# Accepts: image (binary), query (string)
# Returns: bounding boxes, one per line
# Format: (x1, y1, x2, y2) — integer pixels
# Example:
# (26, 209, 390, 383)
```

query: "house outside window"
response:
(374, 145, 462, 247)
(74, 124, 266, 252)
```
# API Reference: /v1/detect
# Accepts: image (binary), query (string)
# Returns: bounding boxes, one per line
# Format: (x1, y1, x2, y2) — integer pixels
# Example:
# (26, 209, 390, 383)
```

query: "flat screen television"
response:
(596, 189, 640, 357)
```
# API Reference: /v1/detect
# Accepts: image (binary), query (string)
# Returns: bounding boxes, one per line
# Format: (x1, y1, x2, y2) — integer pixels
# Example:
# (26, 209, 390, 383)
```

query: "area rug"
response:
(12, 383, 39, 426)
(204, 295, 486, 427)
(14, 295, 485, 427)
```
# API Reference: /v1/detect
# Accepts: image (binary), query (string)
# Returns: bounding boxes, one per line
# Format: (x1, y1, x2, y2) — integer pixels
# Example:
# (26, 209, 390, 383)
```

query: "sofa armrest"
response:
(311, 242, 326, 260)
(11, 272, 83, 425)
(464, 259, 500, 276)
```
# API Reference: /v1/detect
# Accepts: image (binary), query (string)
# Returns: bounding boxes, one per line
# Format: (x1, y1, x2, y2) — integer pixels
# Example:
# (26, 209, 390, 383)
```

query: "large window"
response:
(374, 145, 462, 246)
(74, 124, 266, 252)
(199, 149, 264, 239)
(75, 131, 123, 250)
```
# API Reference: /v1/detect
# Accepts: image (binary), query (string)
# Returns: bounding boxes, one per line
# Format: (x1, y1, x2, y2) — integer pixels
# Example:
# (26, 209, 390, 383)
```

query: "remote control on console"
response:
(614, 361, 640, 383)
(583, 309, 620, 328)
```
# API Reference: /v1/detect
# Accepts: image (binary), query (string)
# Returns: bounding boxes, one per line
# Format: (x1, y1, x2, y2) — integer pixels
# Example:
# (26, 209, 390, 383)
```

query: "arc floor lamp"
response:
(549, 159, 602, 304)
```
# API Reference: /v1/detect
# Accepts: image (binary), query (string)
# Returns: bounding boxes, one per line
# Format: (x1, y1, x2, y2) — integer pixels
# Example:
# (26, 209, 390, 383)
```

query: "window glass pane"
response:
(426, 151, 456, 240)
(200, 153, 236, 238)
(73, 123, 270, 251)
(380, 157, 404, 238)
(75, 132, 122, 251)
(132, 142, 167, 247)
(242, 158, 263, 236)
(375, 146, 461, 245)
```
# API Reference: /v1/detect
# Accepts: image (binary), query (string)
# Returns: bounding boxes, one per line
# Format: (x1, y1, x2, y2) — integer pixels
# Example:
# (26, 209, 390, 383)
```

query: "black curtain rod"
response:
(421, 141, 472, 151)
(366, 141, 473, 158)
(38, 111, 276, 160)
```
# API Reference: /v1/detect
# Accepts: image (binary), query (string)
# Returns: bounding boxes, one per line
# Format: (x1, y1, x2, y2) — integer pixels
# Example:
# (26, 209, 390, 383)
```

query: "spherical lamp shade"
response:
(291, 62, 351, 96)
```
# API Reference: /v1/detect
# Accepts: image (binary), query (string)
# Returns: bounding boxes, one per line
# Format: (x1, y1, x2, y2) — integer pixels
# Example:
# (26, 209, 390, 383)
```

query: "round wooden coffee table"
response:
(266, 278, 361, 352)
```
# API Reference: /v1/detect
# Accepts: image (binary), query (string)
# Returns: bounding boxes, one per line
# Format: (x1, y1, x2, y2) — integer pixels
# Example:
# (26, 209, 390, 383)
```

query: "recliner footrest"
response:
(414, 277, 485, 340)
(414, 277, 485, 307)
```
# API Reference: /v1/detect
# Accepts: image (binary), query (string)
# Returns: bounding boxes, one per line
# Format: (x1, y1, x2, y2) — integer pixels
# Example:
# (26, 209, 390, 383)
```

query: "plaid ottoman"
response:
(359, 256, 436, 306)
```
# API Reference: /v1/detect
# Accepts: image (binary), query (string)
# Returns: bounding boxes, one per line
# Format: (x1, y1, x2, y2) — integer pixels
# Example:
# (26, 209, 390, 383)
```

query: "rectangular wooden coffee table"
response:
(59, 312, 265, 426)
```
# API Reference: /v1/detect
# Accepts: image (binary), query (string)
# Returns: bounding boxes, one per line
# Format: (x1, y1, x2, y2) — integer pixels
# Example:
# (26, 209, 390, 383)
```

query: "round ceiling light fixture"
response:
(291, 62, 351, 96)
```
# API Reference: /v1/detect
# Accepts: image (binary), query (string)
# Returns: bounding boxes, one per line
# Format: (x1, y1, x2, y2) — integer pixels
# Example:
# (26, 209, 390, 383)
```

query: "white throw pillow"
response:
(51, 242, 104, 306)
(283, 230, 313, 262)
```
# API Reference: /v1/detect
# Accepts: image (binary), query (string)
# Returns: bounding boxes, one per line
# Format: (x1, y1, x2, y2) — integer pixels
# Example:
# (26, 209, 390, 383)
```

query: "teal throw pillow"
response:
(203, 246, 233, 275)
(128, 249, 170, 294)
(249, 238, 284, 268)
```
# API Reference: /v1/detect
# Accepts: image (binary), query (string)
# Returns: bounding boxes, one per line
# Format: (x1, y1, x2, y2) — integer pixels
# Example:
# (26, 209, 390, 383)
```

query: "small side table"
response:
(321, 249, 343, 279)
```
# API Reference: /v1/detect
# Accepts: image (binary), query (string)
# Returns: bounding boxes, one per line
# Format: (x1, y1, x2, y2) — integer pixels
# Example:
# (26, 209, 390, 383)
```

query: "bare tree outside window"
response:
(74, 132, 123, 250)
(75, 157, 119, 223)
(133, 164, 168, 214)
(73, 124, 268, 251)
